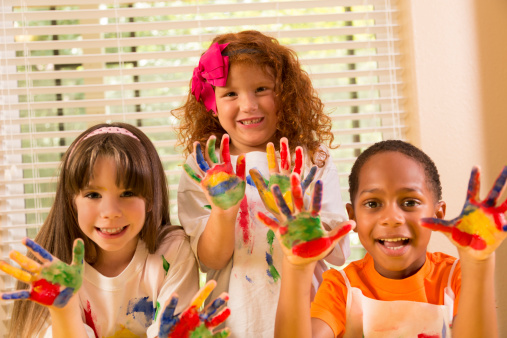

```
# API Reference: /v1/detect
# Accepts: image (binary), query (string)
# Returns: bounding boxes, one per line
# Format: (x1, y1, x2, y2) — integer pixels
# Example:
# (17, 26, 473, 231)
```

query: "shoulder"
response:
(426, 252, 459, 272)
(156, 227, 195, 262)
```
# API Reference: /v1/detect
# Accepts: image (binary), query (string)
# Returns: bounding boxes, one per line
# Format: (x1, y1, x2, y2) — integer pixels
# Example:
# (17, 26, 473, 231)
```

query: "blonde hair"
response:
(9, 122, 172, 337)
(173, 30, 335, 167)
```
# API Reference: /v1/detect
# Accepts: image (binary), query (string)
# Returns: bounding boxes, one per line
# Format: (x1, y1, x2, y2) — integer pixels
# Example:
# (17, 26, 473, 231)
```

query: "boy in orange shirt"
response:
(254, 140, 505, 337)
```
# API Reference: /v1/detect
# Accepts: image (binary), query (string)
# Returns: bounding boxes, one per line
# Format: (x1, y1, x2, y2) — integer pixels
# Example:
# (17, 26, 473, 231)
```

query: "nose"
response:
(100, 196, 122, 219)
(239, 92, 258, 113)
(380, 203, 404, 227)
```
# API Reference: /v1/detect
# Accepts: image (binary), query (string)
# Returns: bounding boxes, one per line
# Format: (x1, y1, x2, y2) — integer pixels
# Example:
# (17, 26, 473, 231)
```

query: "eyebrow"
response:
(358, 187, 423, 195)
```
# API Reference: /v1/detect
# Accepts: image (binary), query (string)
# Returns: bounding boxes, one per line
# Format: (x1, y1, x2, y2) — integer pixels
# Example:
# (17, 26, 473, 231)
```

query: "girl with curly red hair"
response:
(173, 30, 350, 337)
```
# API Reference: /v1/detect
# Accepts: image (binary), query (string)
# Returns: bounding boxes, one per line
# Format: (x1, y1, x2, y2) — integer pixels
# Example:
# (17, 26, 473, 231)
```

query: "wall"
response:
(399, 0, 507, 335)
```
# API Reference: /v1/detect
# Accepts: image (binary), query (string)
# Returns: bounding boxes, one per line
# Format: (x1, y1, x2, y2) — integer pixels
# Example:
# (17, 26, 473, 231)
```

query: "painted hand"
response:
(257, 173, 353, 265)
(0, 238, 84, 308)
(249, 137, 317, 218)
(159, 280, 230, 338)
(421, 166, 507, 260)
(184, 134, 246, 211)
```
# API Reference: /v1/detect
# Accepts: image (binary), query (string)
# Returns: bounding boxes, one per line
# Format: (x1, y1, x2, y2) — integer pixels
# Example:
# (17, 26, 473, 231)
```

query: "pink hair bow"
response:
(191, 43, 229, 113)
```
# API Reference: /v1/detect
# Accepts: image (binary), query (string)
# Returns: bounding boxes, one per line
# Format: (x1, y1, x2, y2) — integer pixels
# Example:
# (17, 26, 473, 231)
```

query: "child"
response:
(268, 140, 505, 337)
(173, 30, 350, 337)
(2, 123, 199, 338)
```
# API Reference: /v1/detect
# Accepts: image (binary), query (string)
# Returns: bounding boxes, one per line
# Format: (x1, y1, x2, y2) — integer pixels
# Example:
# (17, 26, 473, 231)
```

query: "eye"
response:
(84, 192, 100, 199)
(363, 200, 380, 209)
(402, 199, 420, 208)
(121, 190, 136, 197)
(256, 86, 267, 93)
(224, 91, 237, 97)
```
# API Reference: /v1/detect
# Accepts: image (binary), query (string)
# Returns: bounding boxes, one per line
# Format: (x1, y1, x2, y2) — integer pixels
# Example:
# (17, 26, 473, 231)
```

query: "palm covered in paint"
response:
(256, 173, 353, 265)
(184, 134, 246, 210)
(159, 280, 230, 338)
(421, 166, 507, 260)
(0, 238, 84, 307)
(249, 137, 316, 219)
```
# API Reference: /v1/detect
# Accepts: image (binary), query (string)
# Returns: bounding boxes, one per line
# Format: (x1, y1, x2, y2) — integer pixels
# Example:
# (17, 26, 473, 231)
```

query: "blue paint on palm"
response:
(196, 144, 210, 172)
(273, 185, 294, 221)
(2, 291, 30, 300)
(25, 239, 53, 262)
(208, 178, 240, 196)
(53, 287, 74, 308)
(485, 166, 507, 207)
(159, 297, 179, 337)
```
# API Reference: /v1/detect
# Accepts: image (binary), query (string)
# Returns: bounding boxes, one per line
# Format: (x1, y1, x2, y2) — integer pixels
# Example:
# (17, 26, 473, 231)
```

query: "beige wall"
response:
(400, 0, 507, 335)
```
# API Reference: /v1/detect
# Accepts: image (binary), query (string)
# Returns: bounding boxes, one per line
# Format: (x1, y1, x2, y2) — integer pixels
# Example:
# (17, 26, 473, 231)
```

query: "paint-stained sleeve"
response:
(177, 154, 213, 270)
(312, 149, 350, 266)
(146, 230, 200, 338)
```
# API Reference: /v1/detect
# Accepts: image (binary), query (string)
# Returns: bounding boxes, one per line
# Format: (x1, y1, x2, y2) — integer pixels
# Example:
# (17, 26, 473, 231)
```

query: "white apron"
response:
(341, 259, 458, 338)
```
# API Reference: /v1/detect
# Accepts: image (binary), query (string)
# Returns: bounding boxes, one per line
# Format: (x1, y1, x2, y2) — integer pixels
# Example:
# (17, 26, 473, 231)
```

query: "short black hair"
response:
(348, 140, 442, 204)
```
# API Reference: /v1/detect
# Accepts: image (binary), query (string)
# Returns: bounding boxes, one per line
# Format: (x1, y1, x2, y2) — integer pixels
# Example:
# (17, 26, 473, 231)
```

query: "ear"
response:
(345, 203, 358, 233)
(434, 200, 446, 219)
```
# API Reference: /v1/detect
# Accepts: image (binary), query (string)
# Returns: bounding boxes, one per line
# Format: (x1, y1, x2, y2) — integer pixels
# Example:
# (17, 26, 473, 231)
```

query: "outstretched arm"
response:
(0, 238, 88, 338)
(254, 174, 353, 337)
(183, 134, 246, 269)
(421, 166, 507, 338)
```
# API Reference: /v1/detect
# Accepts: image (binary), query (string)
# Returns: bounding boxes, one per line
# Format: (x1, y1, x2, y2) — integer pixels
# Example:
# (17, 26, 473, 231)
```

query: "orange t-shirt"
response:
(311, 252, 461, 337)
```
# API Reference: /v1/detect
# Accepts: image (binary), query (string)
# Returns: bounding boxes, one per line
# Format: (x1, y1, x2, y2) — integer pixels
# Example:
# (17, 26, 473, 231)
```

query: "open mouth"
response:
(97, 226, 127, 235)
(377, 237, 410, 250)
(239, 117, 263, 125)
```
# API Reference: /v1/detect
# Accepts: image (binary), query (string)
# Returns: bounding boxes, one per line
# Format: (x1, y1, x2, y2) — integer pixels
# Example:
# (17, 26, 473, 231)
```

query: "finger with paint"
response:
(158, 280, 231, 338)
(257, 174, 354, 265)
(250, 138, 317, 217)
(0, 238, 84, 308)
(421, 166, 507, 260)
(183, 134, 246, 210)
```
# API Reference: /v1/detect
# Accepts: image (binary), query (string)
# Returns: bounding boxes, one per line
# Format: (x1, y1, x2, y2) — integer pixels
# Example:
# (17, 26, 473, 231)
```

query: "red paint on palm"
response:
(294, 147, 303, 175)
(291, 174, 304, 211)
(205, 308, 231, 328)
(280, 141, 289, 171)
(292, 223, 351, 258)
(30, 279, 60, 305)
(168, 306, 201, 338)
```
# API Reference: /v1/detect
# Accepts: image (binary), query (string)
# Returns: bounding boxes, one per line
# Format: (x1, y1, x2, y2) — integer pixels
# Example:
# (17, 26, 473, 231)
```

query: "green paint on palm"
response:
(207, 138, 218, 163)
(189, 324, 212, 338)
(184, 164, 202, 183)
(162, 255, 170, 275)
(211, 181, 246, 210)
(282, 212, 324, 249)
(41, 262, 82, 290)
(268, 175, 290, 193)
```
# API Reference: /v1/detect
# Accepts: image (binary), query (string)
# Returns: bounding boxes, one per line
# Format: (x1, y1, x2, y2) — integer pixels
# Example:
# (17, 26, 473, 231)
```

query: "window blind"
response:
(0, 0, 404, 333)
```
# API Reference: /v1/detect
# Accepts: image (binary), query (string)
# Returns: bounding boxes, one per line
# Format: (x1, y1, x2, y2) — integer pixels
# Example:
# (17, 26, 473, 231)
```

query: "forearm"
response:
(452, 252, 498, 338)
(197, 205, 239, 270)
(275, 257, 316, 338)
(48, 297, 89, 338)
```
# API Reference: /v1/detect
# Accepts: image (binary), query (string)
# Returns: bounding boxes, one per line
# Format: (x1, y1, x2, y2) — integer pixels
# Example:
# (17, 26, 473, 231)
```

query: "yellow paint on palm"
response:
(0, 261, 33, 283)
(267, 143, 276, 171)
(458, 211, 498, 245)
(191, 281, 215, 308)
(205, 171, 232, 185)
(9, 251, 41, 274)
(283, 190, 294, 213)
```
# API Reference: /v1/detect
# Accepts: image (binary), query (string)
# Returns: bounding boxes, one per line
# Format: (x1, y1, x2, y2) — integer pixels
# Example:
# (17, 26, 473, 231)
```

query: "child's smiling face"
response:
(214, 63, 278, 155)
(346, 151, 446, 279)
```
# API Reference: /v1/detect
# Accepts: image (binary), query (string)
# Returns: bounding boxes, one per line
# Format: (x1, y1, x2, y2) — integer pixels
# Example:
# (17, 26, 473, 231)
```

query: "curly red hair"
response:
(173, 30, 335, 167)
